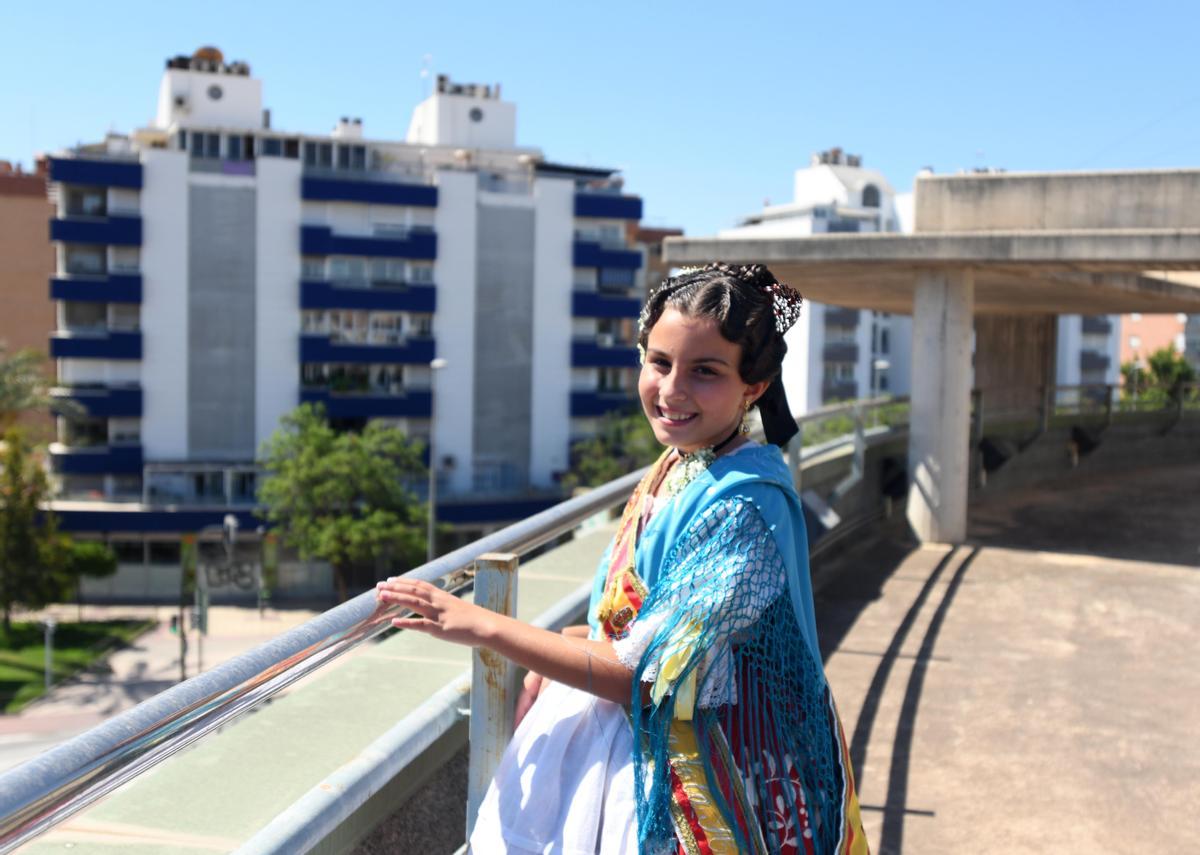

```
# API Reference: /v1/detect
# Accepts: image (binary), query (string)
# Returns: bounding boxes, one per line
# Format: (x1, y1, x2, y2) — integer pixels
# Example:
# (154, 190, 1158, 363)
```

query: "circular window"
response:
(469, 107, 484, 122)
(207, 85, 223, 101)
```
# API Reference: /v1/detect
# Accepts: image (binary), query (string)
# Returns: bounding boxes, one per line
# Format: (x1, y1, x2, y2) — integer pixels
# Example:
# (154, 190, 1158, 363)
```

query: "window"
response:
(261, 138, 283, 157)
(337, 145, 366, 171)
(109, 418, 141, 444)
(409, 264, 434, 283)
(111, 541, 144, 563)
(880, 328, 890, 354)
(329, 256, 367, 283)
(61, 415, 107, 447)
(148, 541, 181, 564)
(65, 187, 106, 217)
(109, 303, 140, 331)
(304, 142, 333, 168)
(301, 256, 325, 278)
(284, 138, 300, 159)
(599, 267, 635, 290)
(411, 314, 433, 337)
(228, 136, 243, 160)
(65, 246, 106, 275)
(862, 184, 881, 208)
(63, 301, 107, 330)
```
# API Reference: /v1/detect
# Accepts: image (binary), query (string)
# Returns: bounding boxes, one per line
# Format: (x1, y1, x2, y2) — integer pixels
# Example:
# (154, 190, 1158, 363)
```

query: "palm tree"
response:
(0, 347, 50, 431)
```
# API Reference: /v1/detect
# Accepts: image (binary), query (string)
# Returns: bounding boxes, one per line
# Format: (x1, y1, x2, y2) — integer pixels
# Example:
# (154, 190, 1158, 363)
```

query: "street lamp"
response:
(427, 358, 448, 563)
(871, 358, 891, 400)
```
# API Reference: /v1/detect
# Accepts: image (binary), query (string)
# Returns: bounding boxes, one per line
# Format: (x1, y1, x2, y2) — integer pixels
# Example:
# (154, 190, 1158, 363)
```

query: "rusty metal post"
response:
(466, 552, 519, 839)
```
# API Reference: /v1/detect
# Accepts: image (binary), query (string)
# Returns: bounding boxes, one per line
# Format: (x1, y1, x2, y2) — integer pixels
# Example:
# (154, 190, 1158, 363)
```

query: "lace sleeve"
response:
(613, 494, 787, 709)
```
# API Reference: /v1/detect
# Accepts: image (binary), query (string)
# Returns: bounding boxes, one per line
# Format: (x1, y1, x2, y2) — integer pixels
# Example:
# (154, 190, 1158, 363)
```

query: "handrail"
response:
(0, 467, 646, 854)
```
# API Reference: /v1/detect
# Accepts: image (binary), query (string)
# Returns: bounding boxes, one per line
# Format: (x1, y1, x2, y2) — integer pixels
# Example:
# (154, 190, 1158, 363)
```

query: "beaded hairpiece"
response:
(638, 263, 804, 336)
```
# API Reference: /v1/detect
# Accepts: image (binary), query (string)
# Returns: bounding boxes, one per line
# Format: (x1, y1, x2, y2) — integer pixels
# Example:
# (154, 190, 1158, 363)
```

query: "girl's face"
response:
(639, 307, 768, 454)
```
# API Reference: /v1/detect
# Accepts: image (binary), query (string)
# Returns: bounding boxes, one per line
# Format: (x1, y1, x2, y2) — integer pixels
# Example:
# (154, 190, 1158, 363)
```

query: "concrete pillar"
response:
(907, 268, 975, 543)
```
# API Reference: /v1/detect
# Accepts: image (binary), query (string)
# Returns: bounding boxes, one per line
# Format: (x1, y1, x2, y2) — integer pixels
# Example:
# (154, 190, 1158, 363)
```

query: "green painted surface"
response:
(21, 524, 615, 853)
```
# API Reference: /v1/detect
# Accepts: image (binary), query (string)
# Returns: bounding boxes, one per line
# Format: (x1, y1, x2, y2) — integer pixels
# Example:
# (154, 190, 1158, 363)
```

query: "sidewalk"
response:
(0, 604, 324, 772)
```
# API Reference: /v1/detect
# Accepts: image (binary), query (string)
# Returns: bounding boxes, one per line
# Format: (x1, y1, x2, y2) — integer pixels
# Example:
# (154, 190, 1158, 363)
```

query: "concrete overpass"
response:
(665, 168, 1200, 543)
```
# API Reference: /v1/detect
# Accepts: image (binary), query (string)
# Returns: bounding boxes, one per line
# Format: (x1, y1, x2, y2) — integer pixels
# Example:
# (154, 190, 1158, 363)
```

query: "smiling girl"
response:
(377, 263, 867, 854)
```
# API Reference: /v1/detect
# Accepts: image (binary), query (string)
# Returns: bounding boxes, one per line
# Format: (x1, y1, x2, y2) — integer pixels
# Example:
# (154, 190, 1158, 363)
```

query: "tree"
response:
(257, 404, 429, 601)
(563, 408, 661, 490)
(1122, 346, 1197, 405)
(0, 347, 50, 431)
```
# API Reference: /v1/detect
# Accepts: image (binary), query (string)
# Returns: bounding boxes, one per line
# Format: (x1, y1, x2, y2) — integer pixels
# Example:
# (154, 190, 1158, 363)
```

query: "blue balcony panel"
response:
(301, 225, 437, 260)
(51, 216, 142, 247)
(51, 507, 261, 534)
(299, 335, 436, 365)
(300, 389, 432, 419)
(572, 291, 640, 319)
(52, 386, 143, 418)
(570, 391, 639, 418)
(48, 157, 142, 190)
(300, 281, 436, 313)
(302, 177, 438, 207)
(50, 274, 142, 304)
(439, 497, 561, 526)
(571, 341, 639, 369)
(572, 241, 641, 270)
(50, 444, 143, 476)
(50, 331, 142, 361)
(574, 194, 643, 220)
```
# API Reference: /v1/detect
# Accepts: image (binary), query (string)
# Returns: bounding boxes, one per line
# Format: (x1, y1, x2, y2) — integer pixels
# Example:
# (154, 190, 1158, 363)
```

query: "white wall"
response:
(781, 303, 820, 414)
(155, 68, 263, 131)
(406, 93, 518, 150)
(1056, 315, 1081, 385)
(138, 149, 190, 459)
(431, 170, 478, 494)
(529, 177, 574, 488)
(255, 157, 303, 450)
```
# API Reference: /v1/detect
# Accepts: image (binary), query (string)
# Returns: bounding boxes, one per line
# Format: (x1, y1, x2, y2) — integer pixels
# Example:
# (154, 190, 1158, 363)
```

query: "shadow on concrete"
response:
(968, 461, 1200, 568)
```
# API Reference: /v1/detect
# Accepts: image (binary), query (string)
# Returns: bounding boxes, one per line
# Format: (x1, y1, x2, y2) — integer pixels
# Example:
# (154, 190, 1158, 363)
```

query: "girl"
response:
(377, 263, 868, 854)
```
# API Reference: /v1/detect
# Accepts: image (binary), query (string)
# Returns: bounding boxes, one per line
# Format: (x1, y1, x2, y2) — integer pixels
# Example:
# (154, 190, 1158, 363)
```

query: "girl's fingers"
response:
(392, 616, 434, 632)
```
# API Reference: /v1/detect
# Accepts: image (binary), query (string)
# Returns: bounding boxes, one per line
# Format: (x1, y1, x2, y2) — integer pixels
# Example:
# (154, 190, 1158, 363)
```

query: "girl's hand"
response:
(513, 670, 544, 730)
(375, 578, 496, 647)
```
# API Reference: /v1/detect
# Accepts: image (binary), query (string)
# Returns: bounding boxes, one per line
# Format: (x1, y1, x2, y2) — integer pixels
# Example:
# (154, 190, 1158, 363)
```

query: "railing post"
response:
(466, 552, 519, 840)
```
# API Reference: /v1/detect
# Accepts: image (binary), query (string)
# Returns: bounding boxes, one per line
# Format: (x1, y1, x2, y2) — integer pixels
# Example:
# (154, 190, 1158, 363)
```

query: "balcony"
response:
(50, 385, 142, 418)
(570, 390, 639, 417)
(824, 306, 860, 326)
(300, 280, 436, 313)
(571, 291, 640, 319)
(301, 225, 437, 260)
(50, 215, 142, 247)
(1082, 316, 1113, 335)
(570, 339, 640, 368)
(1080, 350, 1110, 372)
(189, 158, 256, 177)
(823, 341, 860, 362)
(299, 334, 436, 365)
(50, 330, 142, 361)
(50, 273, 142, 304)
(302, 176, 437, 207)
(301, 389, 433, 419)
(822, 379, 859, 401)
(574, 194, 643, 220)
(48, 156, 142, 189)
(48, 443, 143, 475)
(572, 240, 642, 270)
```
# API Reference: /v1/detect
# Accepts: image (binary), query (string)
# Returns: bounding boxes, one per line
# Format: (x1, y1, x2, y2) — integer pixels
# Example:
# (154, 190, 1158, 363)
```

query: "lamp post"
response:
(427, 358, 448, 563)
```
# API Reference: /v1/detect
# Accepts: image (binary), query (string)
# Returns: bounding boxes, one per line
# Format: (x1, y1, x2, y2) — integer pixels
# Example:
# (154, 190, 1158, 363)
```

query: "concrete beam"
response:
(907, 268, 974, 543)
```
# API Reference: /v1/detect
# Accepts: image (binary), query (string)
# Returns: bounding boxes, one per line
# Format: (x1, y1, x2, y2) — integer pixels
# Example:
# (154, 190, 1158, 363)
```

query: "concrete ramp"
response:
(818, 462, 1200, 853)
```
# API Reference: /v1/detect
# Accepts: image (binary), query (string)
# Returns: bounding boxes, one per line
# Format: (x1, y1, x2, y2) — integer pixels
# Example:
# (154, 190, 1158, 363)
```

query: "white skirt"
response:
(468, 679, 639, 854)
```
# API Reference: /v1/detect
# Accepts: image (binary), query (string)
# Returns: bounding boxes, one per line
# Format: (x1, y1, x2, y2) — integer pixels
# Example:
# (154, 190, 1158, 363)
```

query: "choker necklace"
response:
(660, 422, 744, 500)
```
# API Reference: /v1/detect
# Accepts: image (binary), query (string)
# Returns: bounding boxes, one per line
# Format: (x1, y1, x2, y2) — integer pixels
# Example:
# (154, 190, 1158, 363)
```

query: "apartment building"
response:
(45, 48, 644, 597)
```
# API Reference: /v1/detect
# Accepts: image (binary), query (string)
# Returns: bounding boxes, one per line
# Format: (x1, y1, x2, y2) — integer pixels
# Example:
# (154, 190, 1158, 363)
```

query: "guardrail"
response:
(2, 384, 1189, 852)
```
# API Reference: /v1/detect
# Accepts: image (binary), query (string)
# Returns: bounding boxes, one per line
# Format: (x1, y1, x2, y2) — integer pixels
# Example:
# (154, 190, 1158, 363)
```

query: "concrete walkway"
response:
(818, 462, 1200, 854)
(0, 605, 323, 772)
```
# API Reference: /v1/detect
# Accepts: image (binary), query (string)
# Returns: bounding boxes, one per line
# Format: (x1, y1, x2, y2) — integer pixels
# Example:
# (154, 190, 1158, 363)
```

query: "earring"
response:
(740, 400, 752, 435)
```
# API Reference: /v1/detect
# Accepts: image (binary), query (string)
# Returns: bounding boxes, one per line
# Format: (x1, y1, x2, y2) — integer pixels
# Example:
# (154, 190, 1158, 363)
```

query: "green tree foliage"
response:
(257, 404, 429, 600)
(563, 408, 662, 490)
(0, 430, 117, 633)
(1121, 346, 1197, 405)
(0, 347, 49, 430)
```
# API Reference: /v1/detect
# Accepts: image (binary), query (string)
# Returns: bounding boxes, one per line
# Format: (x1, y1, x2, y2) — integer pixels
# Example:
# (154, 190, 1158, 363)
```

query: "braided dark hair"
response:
(637, 262, 800, 389)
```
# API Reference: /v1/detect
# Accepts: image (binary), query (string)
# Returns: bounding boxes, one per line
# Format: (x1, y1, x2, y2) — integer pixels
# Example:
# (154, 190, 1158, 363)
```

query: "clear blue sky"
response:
(3, 0, 1198, 236)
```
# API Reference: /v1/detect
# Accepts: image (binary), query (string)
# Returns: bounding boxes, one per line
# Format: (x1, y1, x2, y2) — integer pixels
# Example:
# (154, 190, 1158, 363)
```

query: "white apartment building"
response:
(45, 48, 645, 591)
(720, 148, 913, 413)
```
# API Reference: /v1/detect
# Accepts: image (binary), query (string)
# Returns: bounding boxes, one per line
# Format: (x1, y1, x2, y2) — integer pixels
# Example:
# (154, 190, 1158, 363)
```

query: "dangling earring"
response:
(740, 400, 752, 435)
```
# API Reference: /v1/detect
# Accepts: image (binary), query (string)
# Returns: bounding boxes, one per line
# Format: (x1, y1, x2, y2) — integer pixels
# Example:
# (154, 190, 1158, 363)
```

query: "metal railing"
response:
(0, 469, 646, 853)
(15, 386, 1149, 851)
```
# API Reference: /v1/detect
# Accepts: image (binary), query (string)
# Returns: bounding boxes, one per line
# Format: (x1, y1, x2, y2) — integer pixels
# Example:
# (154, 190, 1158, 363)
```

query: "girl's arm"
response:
(376, 579, 634, 706)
